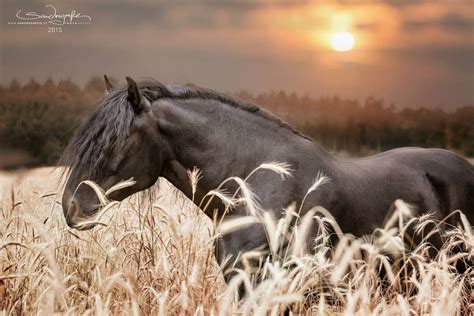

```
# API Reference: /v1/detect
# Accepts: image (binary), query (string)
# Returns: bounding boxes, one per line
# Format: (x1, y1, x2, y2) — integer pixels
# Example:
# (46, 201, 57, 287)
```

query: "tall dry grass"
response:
(0, 165, 472, 315)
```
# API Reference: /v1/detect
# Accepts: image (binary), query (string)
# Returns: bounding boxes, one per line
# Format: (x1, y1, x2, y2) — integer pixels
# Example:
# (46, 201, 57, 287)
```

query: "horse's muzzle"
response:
(63, 199, 98, 230)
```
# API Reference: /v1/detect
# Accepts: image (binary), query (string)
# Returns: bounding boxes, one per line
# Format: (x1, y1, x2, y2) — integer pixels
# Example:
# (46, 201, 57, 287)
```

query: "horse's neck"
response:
(154, 98, 311, 207)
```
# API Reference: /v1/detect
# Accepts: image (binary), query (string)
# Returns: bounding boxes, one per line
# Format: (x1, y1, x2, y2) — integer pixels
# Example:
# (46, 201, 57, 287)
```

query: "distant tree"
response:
(8, 79, 21, 91)
(84, 76, 106, 102)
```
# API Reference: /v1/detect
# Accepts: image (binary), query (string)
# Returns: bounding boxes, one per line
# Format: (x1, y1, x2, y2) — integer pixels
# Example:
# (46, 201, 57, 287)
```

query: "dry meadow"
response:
(0, 166, 472, 315)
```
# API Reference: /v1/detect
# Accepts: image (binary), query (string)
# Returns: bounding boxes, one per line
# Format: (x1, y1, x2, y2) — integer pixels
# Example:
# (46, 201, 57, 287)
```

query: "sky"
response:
(1, 0, 473, 109)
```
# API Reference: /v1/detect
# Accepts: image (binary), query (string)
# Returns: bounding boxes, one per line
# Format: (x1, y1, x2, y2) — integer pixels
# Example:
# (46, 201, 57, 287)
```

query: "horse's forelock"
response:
(59, 90, 134, 179)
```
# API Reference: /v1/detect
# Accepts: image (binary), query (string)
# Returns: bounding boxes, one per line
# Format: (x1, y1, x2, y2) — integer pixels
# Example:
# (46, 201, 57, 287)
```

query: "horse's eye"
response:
(110, 153, 126, 173)
(109, 140, 135, 173)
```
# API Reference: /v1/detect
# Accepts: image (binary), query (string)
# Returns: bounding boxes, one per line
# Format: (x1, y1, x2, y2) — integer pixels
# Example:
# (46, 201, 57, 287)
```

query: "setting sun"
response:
(330, 32, 355, 52)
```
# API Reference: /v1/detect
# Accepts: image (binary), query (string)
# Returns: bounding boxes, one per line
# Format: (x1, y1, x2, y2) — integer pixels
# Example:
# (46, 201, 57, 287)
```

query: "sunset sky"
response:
(1, 0, 473, 109)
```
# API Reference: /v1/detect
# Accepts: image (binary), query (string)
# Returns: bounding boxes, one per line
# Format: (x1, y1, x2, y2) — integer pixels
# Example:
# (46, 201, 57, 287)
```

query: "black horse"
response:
(61, 76, 474, 277)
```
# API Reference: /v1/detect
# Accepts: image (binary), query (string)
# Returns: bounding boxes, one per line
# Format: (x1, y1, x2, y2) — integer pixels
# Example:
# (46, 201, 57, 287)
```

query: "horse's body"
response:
(61, 77, 474, 277)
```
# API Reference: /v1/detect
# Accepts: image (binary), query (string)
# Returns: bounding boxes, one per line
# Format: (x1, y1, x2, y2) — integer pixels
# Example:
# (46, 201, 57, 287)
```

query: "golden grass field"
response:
(0, 166, 473, 315)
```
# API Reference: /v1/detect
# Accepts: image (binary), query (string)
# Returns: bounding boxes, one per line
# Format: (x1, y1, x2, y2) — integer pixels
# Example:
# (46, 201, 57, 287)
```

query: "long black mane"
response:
(59, 79, 309, 178)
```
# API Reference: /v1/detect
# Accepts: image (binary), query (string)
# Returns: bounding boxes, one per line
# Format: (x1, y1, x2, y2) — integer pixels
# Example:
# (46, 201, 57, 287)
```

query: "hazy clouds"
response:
(1, 0, 473, 108)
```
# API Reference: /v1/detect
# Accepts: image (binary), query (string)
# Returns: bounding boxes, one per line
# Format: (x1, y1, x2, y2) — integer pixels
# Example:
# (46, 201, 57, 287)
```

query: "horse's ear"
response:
(104, 74, 114, 94)
(126, 76, 150, 114)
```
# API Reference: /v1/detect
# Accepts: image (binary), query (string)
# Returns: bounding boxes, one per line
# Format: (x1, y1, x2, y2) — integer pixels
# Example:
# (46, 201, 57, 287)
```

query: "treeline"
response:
(0, 77, 473, 168)
(0, 77, 104, 166)
(236, 91, 474, 156)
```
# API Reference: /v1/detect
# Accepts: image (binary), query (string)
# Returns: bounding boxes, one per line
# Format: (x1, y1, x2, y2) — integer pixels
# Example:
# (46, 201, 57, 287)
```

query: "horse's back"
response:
(356, 147, 474, 221)
(357, 147, 472, 179)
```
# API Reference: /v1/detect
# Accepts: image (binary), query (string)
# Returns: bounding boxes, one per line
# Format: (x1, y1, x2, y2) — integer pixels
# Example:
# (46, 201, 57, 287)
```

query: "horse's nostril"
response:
(69, 200, 77, 216)
(65, 217, 76, 228)
(65, 200, 78, 227)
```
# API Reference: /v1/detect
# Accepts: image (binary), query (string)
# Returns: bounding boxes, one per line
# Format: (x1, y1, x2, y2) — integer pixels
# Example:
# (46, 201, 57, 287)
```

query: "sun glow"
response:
(330, 32, 355, 52)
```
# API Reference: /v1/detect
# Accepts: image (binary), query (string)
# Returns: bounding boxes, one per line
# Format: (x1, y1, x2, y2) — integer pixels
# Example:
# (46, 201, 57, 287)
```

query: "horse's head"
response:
(61, 76, 169, 229)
